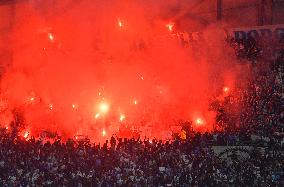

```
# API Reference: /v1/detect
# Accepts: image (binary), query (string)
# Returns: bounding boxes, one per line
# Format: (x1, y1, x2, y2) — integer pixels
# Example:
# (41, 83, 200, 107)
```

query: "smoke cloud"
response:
(0, 0, 248, 141)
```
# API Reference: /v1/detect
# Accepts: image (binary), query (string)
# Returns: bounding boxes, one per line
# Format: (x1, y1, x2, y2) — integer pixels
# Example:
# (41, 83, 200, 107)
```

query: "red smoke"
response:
(0, 0, 247, 142)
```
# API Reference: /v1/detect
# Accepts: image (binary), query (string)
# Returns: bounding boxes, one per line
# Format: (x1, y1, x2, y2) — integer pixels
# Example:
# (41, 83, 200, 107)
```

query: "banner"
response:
(227, 24, 284, 44)
(175, 24, 284, 46)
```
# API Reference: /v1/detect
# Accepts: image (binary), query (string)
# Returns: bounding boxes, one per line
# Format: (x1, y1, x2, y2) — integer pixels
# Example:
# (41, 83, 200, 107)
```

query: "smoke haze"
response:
(0, 0, 249, 141)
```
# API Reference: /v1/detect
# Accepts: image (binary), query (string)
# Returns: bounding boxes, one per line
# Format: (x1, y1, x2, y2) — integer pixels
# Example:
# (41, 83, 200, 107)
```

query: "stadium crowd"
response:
(0, 129, 283, 186)
(0, 37, 283, 186)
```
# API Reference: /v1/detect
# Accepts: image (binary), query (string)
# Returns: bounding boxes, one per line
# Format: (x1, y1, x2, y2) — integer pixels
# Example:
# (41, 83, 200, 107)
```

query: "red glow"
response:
(99, 102, 109, 114)
(134, 100, 138, 105)
(95, 113, 100, 119)
(48, 33, 54, 41)
(166, 23, 174, 31)
(196, 118, 204, 125)
(118, 20, 123, 27)
(102, 129, 106, 136)
(223, 86, 230, 93)
(23, 131, 29, 139)
(120, 114, 125, 122)
(0, 1, 245, 142)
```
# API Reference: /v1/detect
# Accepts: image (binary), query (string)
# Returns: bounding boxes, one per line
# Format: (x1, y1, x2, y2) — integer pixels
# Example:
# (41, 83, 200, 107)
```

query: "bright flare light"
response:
(30, 97, 34, 101)
(166, 23, 174, 31)
(95, 113, 100, 119)
(48, 33, 54, 41)
(99, 102, 109, 113)
(134, 100, 138, 105)
(223, 86, 230, 93)
(23, 131, 29, 138)
(118, 20, 123, 27)
(196, 118, 204, 125)
(72, 104, 76, 109)
(50, 104, 53, 110)
(102, 129, 106, 136)
(120, 114, 125, 122)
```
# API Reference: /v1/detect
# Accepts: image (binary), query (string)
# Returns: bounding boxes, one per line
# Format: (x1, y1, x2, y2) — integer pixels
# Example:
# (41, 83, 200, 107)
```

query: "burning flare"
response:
(134, 100, 138, 105)
(102, 129, 106, 136)
(223, 86, 230, 93)
(120, 114, 125, 122)
(118, 19, 123, 27)
(166, 23, 174, 31)
(95, 113, 100, 119)
(196, 118, 204, 125)
(48, 33, 54, 41)
(99, 102, 109, 114)
(23, 131, 29, 139)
